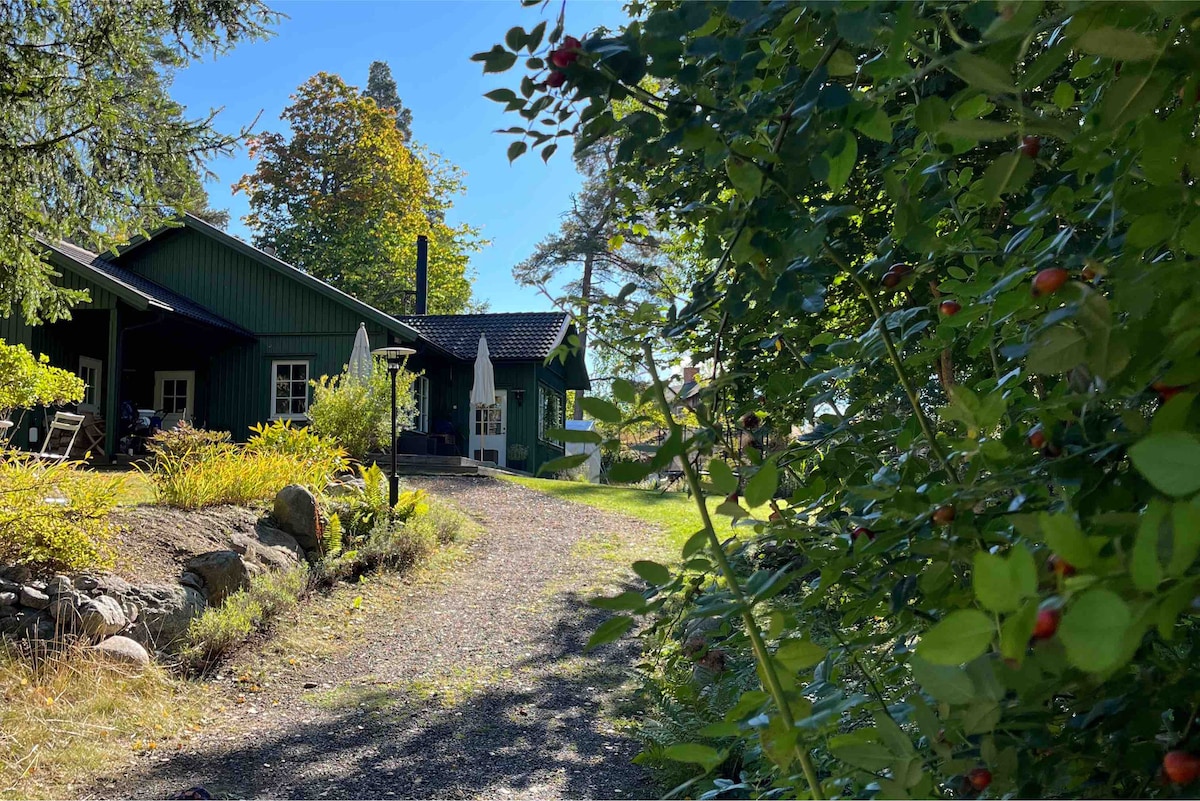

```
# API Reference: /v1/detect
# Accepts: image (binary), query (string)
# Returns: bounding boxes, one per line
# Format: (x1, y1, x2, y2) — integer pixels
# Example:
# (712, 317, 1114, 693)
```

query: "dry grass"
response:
(0, 643, 208, 800)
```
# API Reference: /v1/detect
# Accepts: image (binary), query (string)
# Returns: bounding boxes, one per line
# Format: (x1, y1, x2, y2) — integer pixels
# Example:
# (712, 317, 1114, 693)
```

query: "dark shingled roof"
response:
(46, 241, 253, 337)
(397, 312, 570, 361)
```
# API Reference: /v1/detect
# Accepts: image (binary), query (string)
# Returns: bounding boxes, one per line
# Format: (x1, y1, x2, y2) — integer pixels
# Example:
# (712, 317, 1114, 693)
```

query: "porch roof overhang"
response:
(42, 240, 255, 339)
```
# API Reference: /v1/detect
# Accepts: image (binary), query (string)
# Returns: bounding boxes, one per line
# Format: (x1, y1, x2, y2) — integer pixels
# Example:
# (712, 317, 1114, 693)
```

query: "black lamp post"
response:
(372, 345, 415, 507)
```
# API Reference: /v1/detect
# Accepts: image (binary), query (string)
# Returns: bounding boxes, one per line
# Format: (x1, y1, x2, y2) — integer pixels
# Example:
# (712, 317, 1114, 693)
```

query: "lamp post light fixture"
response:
(372, 345, 416, 507)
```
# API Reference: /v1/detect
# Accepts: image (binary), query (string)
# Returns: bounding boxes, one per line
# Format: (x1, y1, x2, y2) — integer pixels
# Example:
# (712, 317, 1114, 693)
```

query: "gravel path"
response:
(95, 477, 655, 800)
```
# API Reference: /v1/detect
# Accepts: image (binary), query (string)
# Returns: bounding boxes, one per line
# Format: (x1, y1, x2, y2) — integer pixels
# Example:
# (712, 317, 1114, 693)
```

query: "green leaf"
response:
(829, 732, 895, 771)
(1075, 27, 1159, 61)
(545, 427, 602, 444)
(483, 88, 519, 104)
(1026, 326, 1087, 375)
(632, 559, 671, 585)
(1169, 502, 1200, 575)
(607, 459, 653, 484)
(1058, 589, 1132, 672)
(973, 552, 1018, 613)
(744, 461, 778, 508)
(663, 743, 722, 769)
(1039, 513, 1094, 569)
(611, 378, 636, 403)
(725, 156, 763, 199)
(825, 130, 858, 191)
(1000, 602, 1038, 662)
(940, 119, 1016, 141)
(588, 591, 647, 611)
(507, 141, 528, 163)
(537, 452, 588, 476)
(1131, 501, 1167, 591)
(949, 52, 1015, 94)
(1130, 433, 1200, 497)
(909, 655, 976, 704)
(504, 26, 527, 51)
(1126, 213, 1173, 249)
(775, 638, 827, 671)
(978, 151, 1035, 204)
(586, 615, 635, 650)
(707, 459, 738, 495)
(580, 396, 623, 423)
(472, 45, 519, 74)
(918, 609, 995, 665)
(973, 547, 1036, 613)
(854, 107, 893, 142)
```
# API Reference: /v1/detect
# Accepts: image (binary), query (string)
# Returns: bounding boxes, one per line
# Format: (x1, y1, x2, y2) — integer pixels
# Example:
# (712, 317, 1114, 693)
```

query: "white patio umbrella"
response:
(348, 322, 373, 382)
(469, 334, 496, 463)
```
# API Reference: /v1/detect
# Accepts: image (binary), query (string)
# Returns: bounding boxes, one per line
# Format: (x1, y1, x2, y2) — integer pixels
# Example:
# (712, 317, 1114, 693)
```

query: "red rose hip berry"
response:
(1019, 135, 1041, 159)
(1031, 267, 1069, 297)
(1164, 751, 1200, 785)
(545, 70, 566, 88)
(1032, 608, 1060, 640)
(939, 300, 961, 316)
(550, 35, 581, 68)
(968, 767, 992, 791)
(932, 505, 956, 526)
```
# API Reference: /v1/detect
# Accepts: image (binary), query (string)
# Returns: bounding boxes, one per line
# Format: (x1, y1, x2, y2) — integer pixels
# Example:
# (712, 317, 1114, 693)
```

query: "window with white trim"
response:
(78, 357, 102, 412)
(271, 360, 310, 419)
(412, 375, 430, 433)
(538, 384, 564, 446)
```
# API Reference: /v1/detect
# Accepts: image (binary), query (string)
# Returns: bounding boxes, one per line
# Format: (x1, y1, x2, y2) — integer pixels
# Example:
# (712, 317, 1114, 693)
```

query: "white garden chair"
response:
(31, 411, 86, 463)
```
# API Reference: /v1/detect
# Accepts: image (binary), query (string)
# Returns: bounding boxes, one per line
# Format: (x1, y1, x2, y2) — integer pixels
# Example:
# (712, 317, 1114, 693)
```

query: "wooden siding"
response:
(117, 228, 398, 439)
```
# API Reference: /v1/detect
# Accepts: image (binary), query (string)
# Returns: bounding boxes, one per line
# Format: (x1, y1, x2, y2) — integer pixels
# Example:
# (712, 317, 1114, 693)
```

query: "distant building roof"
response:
(396, 312, 571, 361)
(44, 240, 253, 337)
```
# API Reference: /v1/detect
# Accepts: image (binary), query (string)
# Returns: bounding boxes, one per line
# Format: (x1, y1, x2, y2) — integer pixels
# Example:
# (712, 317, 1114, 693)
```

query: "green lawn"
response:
(499, 474, 749, 555)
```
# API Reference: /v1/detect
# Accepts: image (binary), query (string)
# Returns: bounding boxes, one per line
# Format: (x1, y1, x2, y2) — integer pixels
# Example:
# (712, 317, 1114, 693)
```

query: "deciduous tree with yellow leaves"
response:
(236, 72, 480, 315)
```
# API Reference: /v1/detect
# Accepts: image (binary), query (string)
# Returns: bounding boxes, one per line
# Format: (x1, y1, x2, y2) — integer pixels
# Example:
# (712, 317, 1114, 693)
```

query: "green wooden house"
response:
(2, 215, 588, 475)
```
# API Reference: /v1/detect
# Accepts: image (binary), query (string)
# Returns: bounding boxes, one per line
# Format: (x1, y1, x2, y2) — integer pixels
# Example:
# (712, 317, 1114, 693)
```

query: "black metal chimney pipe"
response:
(415, 235, 428, 315)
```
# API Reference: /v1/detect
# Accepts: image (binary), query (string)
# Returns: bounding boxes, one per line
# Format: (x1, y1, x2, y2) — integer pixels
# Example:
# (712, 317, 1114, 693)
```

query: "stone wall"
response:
(0, 484, 329, 665)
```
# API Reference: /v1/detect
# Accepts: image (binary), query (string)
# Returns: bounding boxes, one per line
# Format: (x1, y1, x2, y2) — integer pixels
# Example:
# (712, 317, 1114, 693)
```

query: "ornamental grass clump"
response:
(146, 422, 345, 509)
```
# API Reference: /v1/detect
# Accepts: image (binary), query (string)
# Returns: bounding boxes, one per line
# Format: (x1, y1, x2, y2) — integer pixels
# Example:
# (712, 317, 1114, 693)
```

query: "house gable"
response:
(113, 216, 418, 342)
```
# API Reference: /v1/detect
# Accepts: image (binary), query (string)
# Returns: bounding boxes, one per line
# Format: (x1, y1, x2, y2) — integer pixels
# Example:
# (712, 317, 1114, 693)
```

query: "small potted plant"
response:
(507, 443, 529, 472)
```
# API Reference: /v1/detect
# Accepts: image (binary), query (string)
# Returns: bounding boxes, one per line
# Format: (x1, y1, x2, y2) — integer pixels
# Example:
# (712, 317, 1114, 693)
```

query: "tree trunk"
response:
(573, 250, 594, 420)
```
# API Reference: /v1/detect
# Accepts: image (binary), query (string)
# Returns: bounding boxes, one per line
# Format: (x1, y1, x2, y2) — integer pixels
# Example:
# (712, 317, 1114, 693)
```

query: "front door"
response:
(469, 389, 507, 466)
(154, 370, 195, 430)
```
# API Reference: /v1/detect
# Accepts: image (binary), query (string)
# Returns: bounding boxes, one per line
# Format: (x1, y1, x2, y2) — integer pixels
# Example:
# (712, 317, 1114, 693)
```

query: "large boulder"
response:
(185, 550, 250, 606)
(19, 586, 49, 609)
(123, 584, 207, 650)
(231, 524, 304, 572)
(91, 636, 151, 668)
(273, 485, 321, 552)
(78, 595, 127, 639)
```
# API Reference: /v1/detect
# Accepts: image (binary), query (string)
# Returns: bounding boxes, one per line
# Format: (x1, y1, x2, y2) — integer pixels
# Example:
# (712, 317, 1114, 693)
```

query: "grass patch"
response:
(0, 643, 207, 800)
(499, 475, 752, 555)
(179, 567, 310, 672)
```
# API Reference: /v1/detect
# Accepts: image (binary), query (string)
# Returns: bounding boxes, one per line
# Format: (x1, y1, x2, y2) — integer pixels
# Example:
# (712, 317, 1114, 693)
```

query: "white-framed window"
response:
(412, 375, 430, 433)
(78, 356, 102, 412)
(538, 384, 564, 446)
(271, 360, 310, 419)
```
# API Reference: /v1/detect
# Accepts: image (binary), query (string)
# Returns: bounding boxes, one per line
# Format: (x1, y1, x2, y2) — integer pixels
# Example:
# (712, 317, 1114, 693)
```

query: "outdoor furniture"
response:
(77, 413, 106, 458)
(31, 412, 86, 463)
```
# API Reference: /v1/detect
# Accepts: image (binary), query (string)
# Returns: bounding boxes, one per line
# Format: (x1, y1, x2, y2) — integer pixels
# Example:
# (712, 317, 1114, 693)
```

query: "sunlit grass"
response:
(498, 474, 757, 556)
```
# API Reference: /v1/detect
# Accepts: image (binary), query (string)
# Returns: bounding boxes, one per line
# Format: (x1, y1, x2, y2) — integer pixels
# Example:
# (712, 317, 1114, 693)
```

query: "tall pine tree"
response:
(363, 61, 413, 141)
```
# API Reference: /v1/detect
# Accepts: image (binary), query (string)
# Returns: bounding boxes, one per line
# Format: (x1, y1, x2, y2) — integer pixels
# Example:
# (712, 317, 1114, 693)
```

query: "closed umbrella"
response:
(470, 334, 496, 463)
(348, 322, 372, 382)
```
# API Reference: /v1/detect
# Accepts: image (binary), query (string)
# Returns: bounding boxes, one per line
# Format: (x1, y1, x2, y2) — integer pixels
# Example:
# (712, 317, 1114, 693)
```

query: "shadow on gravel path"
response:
(93, 477, 656, 800)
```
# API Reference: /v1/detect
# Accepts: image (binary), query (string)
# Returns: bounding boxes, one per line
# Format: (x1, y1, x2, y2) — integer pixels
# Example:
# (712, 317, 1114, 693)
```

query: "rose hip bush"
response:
(483, 2, 1200, 798)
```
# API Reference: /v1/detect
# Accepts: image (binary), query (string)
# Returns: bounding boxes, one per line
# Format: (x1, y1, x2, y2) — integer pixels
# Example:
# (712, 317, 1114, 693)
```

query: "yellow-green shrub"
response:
(246, 419, 347, 474)
(0, 454, 124, 571)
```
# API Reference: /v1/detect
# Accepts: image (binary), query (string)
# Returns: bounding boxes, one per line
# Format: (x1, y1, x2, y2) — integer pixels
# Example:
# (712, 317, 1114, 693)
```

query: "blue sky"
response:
(170, 0, 629, 313)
